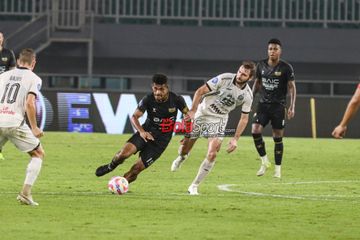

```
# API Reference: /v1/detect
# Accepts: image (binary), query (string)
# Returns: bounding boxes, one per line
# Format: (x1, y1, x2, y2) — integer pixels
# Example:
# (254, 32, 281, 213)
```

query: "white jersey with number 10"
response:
(0, 68, 42, 127)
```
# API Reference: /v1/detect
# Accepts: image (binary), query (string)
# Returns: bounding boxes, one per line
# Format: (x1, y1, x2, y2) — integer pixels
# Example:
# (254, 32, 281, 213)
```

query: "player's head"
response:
(0, 31, 4, 47)
(17, 48, 36, 70)
(236, 61, 256, 84)
(267, 38, 282, 61)
(152, 73, 169, 102)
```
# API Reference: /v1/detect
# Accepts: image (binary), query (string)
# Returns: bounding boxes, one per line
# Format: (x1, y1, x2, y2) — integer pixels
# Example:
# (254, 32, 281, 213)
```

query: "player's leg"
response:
(8, 124, 44, 206)
(123, 158, 146, 183)
(0, 134, 8, 160)
(95, 141, 138, 177)
(124, 140, 166, 184)
(272, 129, 284, 178)
(171, 136, 197, 172)
(18, 144, 45, 206)
(271, 104, 286, 178)
(252, 107, 271, 176)
(0, 149, 5, 160)
(188, 137, 222, 195)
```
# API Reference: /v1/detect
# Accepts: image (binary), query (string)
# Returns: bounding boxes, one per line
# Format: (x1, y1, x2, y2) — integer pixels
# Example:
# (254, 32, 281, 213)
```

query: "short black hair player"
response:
(95, 74, 189, 186)
(252, 38, 297, 178)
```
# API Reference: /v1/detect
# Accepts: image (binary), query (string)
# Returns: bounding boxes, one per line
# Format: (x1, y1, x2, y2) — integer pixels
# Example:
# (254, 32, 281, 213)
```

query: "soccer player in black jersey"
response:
(252, 38, 296, 178)
(0, 31, 16, 161)
(0, 31, 16, 74)
(95, 74, 189, 185)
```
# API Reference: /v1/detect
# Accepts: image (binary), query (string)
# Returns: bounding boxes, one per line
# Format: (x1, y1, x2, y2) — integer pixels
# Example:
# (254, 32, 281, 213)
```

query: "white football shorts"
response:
(188, 112, 228, 140)
(0, 124, 40, 152)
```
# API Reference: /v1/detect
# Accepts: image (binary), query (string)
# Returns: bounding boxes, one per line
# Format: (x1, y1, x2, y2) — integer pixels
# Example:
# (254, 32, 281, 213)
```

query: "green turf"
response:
(0, 133, 359, 240)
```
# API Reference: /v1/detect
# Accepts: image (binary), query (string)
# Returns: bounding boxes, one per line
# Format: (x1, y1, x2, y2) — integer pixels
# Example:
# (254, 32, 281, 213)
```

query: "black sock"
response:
(252, 133, 266, 157)
(108, 155, 127, 170)
(273, 137, 283, 165)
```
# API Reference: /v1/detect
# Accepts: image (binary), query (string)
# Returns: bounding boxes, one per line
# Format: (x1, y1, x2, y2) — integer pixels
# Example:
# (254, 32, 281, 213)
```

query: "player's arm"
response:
(227, 113, 249, 153)
(252, 63, 262, 95)
(9, 49, 16, 70)
(188, 84, 210, 119)
(332, 86, 360, 139)
(131, 109, 154, 142)
(287, 80, 296, 119)
(177, 94, 190, 120)
(26, 93, 43, 138)
(252, 78, 261, 95)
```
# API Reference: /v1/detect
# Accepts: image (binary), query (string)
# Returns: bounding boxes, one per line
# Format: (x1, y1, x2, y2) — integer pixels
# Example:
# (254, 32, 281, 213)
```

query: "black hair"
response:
(152, 73, 168, 85)
(268, 38, 282, 46)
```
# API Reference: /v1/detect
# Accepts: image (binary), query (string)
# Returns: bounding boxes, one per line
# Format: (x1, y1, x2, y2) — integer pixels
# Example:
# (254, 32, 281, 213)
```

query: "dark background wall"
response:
(2, 22, 360, 81)
(2, 21, 359, 138)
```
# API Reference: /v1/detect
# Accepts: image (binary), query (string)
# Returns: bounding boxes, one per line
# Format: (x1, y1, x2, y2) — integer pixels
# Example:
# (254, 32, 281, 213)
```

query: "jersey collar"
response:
(17, 66, 30, 70)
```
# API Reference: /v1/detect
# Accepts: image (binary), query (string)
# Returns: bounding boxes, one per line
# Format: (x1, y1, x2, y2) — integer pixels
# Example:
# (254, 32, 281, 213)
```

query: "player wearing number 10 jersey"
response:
(0, 48, 45, 206)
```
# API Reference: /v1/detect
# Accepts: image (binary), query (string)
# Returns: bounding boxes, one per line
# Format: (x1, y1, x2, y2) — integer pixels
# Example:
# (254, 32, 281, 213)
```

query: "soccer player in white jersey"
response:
(171, 61, 256, 195)
(0, 48, 44, 206)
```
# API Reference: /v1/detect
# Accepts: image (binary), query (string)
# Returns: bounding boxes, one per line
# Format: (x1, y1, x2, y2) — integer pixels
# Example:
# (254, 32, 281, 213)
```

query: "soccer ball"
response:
(108, 176, 129, 195)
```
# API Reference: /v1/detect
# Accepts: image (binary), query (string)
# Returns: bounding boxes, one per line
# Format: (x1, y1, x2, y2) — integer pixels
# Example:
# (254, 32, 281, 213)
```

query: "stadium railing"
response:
(1, 0, 359, 28)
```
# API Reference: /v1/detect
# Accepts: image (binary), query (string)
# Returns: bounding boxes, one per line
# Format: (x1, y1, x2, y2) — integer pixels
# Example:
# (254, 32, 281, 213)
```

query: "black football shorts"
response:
(127, 132, 170, 168)
(253, 103, 286, 129)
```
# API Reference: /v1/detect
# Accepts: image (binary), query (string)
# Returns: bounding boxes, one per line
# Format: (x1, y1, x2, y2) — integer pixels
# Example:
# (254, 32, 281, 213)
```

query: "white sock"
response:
(275, 165, 281, 172)
(260, 155, 269, 164)
(24, 158, 42, 186)
(192, 158, 215, 185)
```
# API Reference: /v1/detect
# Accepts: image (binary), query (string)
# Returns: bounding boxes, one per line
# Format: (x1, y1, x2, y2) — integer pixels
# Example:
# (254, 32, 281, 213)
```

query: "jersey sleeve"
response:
(241, 88, 253, 114)
(286, 63, 295, 81)
(137, 94, 151, 113)
(206, 73, 229, 91)
(9, 50, 16, 68)
(255, 62, 262, 80)
(176, 95, 188, 113)
(241, 97, 253, 114)
(29, 76, 42, 96)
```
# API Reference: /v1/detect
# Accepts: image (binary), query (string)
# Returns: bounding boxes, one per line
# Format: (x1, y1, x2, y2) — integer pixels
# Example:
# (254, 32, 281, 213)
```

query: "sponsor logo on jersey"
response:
(237, 94, 244, 101)
(168, 107, 176, 113)
(1, 57, 8, 62)
(211, 77, 219, 84)
(274, 71, 282, 76)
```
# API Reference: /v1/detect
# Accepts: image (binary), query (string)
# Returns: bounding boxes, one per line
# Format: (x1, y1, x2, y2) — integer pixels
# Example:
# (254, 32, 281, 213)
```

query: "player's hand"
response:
(183, 113, 191, 122)
(139, 131, 154, 142)
(226, 138, 237, 153)
(32, 127, 44, 138)
(332, 125, 347, 139)
(186, 110, 195, 120)
(287, 107, 295, 120)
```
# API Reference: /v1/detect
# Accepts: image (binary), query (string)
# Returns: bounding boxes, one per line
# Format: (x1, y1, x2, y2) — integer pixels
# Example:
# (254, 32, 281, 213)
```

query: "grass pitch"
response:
(0, 132, 359, 240)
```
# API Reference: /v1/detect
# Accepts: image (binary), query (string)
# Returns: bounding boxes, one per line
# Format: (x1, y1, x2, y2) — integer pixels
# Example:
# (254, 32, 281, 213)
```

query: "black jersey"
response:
(0, 48, 16, 74)
(256, 59, 295, 105)
(137, 92, 188, 138)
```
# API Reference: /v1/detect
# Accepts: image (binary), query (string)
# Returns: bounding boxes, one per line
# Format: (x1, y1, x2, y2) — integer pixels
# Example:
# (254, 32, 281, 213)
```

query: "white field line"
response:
(217, 180, 360, 201)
